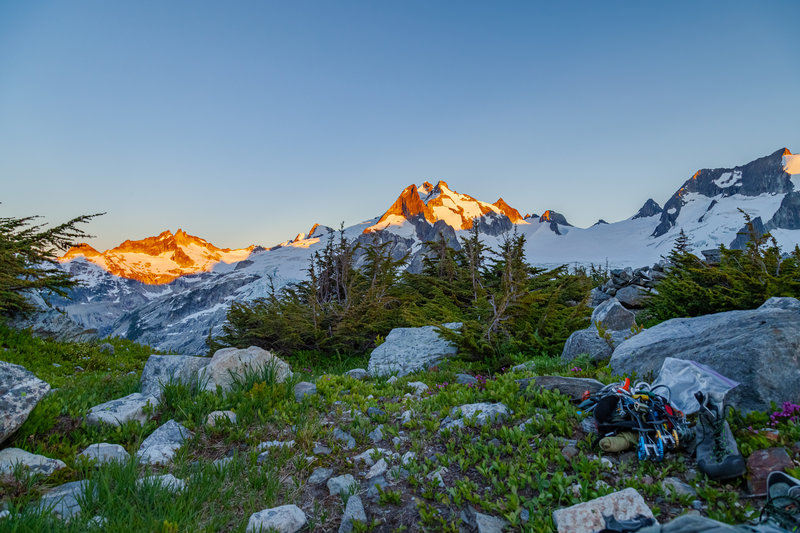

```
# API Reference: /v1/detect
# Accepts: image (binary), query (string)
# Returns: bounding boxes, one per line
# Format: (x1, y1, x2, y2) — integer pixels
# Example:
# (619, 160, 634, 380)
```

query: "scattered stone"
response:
(36, 480, 91, 520)
(136, 419, 192, 466)
(366, 458, 388, 479)
(257, 440, 295, 451)
(426, 467, 448, 488)
(86, 392, 159, 427)
(52, 363, 61, 368)
(591, 298, 636, 331)
(345, 368, 368, 380)
(552, 487, 656, 533)
(661, 477, 696, 498)
(0, 510, 8, 520)
(137, 473, 186, 493)
(581, 417, 598, 434)
(0, 448, 66, 476)
(293, 382, 317, 402)
(518, 376, 605, 401)
(475, 512, 509, 533)
(246, 504, 307, 533)
(333, 428, 356, 449)
(366, 475, 390, 499)
(456, 373, 478, 386)
(400, 410, 413, 425)
(213, 457, 233, 469)
(308, 467, 334, 485)
(615, 285, 648, 308)
(367, 323, 461, 377)
(386, 376, 398, 384)
(442, 402, 510, 430)
(313, 443, 332, 455)
(206, 410, 237, 427)
(610, 300, 800, 412)
(561, 445, 579, 461)
(387, 467, 408, 482)
(139, 354, 210, 398)
(327, 474, 358, 497)
(88, 515, 107, 528)
(199, 346, 292, 394)
(98, 342, 115, 355)
(78, 443, 130, 465)
(339, 494, 367, 533)
(407, 381, 429, 395)
(747, 447, 794, 493)
(368, 426, 383, 443)
(0, 361, 51, 444)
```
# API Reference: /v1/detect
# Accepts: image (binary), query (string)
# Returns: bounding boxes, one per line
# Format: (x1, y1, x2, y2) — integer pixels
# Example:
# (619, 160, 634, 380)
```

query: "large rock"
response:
(591, 298, 636, 331)
(367, 323, 461, 377)
(561, 326, 628, 362)
(140, 354, 210, 398)
(199, 346, 292, 393)
(553, 487, 656, 533)
(86, 392, 159, 426)
(0, 361, 51, 444)
(0, 448, 66, 476)
(136, 419, 192, 466)
(246, 504, 307, 533)
(614, 285, 648, 308)
(609, 300, 800, 412)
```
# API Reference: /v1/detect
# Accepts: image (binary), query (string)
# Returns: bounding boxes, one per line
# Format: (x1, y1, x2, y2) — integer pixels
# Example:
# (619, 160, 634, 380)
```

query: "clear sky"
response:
(1, 1, 798, 250)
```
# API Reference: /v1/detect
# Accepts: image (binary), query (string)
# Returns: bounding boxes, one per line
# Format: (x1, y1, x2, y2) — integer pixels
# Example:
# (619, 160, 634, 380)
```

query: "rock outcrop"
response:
(609, 297, 800, 412)
(199, 346, 292, 393)
(367, 323, 461, 377)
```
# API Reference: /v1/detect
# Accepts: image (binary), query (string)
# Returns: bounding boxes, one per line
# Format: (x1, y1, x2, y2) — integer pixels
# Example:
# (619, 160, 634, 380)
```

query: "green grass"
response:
(0, 325, 791, 531)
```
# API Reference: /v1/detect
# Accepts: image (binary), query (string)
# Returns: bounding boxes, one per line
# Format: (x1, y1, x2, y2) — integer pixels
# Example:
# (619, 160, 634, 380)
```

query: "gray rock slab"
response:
(591, 298, 636, 331)
(0, 361, 51, 444)
(553, 487, 656, 533)
(333, 428, 355, 449)
(37, 480, 91, 520)
(561, 325, 628, 362)
(206, 410, 237, 427)
(610, 302, 800, 412)
(615, 285, 648, 308)
(199, 346, 292, 394)
(293, 381, 317, 402)
(327, 474, 358, 497)
(517, 376, 605, 401)
(0, 448, 66, 476)
(86, 392, 159, 427)
(455, 373, 478, 386)
(137, 473, 185, 493)
(136, 419, 192, 466)
(139, 354, 210, 398)
(447, 402, 510, 427)
(78, 443, 130, 465)
(308, 467, 334, 484)
(246, 504, 307, 533)
(366, 458, 388, 479)
(367, 323, 461, 377)
(339, 495, 366, 533)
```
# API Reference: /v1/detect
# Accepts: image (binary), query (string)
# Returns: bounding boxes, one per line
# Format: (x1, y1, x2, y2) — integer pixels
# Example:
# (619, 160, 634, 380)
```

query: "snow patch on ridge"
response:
(713, 170, 742, 189)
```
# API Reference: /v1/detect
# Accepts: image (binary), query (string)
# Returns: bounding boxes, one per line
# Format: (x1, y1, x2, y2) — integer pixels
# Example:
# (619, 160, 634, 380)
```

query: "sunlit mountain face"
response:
(59, 229, 255, 284)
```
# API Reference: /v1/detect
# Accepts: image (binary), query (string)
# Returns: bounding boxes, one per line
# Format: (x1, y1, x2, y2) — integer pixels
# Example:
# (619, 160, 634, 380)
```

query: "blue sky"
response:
(1, 1, 798, 250)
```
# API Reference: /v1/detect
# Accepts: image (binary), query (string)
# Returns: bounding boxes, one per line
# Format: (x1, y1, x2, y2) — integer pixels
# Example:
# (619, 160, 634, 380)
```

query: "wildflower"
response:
(570, 367, 582, 373)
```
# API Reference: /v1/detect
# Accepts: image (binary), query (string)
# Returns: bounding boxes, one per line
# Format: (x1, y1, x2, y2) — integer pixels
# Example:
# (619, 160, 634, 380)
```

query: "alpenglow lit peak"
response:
(784, 148, 800, 186)
(59, 229, 256, 284)
(364, 180, 528, 234)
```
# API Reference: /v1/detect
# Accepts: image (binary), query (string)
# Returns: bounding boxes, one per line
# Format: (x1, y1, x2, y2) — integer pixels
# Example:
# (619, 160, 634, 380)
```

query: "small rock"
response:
(339, 494, 367, 533)
(78, 443, 130, 465)
(387, 467, 408, 482)
(36, 480, 90, 520)
(747, 447, 794, 493)
(89, 515, 107, 528)
(293, 382, 317, 402)
(213, 457, 233, 469)
(345, 368, 368, 381)
(333, 428, 356, 450)
(328, 474, 358, 497)
(561, 445, 579, 461)
(136, 419, 192, 466)
(0, 448, 66, 476)
(206, 410, 237, 427)
(308, 467, 333, 485)
(0, 510, 8, 520)
(257, 440, 295, 452)
(456, 373, 478, 386)
(661, 477, 696, 497)
(366, 458, 388, 479)
(368, 426, 383, 443)
(86, 392, 159, 427)
(399, 410, 413, 425)
(407, 381, 428, 395)
(475, 512, 509, 533)
(367, 406, 385, 418)
(365, 475, 389, 500)
(426, 467, 448, 488)
(386, 376, 398, 384)
(52, 363, 61, 368)
(98, 342, 115, 355)
(137, 473, 185, 493)
(313, 443, 332, 455)
(401, 451, 416, 465)
(581, 417, 598, 434)
(246, 504, 307, 533)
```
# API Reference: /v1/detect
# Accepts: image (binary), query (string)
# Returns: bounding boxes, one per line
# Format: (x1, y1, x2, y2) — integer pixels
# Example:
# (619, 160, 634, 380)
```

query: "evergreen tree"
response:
(0, 212, 101, 318)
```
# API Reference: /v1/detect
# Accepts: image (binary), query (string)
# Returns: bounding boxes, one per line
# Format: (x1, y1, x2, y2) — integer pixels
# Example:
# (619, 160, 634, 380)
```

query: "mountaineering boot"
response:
(694, 391, 746, 481)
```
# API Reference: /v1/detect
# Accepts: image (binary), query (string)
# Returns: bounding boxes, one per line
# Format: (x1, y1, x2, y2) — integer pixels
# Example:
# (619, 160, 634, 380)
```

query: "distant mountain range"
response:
(53, 147, 800, 354)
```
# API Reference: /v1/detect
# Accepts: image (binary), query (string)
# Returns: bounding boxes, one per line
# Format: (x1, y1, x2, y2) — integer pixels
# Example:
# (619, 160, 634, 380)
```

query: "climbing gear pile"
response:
(578, 378, 691, 462)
